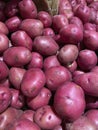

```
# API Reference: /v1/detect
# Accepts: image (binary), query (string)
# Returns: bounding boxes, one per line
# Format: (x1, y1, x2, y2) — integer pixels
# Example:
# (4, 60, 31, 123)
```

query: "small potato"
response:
(27, 52, 43, 69)
(0, 32, 9, 54)
(5, 16, 22, 33)
(0, 61, 9, 81)
(0, 87, 12, 113)
(60, 24, 83, 44)
(0, 21, 9, 35)
(45, 66, 72, 91)
(73, 72, 98, 96)
(42, 28, 55, 38)
(18, 0, 37, 19)
(53, 82, 86, 122)
(19, 19, 44, 39)
(34, 105, 61, 130)
(3, 46, 32, 67)
(27, 87, 52, 110)
(11, 30, 33, 51)
(37, 11, 52, 28)
(77, 49, 97, 71)
(21, 68, 46, 97)
(33, 36, 59, 56)
(57, 44, 79, 65)
(43, 55, 61, 71)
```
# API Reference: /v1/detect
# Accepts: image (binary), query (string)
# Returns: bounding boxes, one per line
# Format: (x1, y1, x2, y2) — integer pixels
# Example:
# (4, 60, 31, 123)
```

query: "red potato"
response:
(53, 82, 86, 122)
(72, 70, 85, 77)
(6, 118, 41, 130)
(27, 52, 43, 69)
(66, 61, 77, 73)
(85, 109, 98, 128)
(20, 110, 35, 122)
(52, 14, 68, 33)
(0, 21, 9, 35)
(57, 44, 79, 65)
(33, 36, 59, 56)
(3, 46, 32, 67)
(9, 67, 26, 90)
(27, 87, 52, 110)
(0, 107, 23, 130)
(0, 86, 12, 113)
(53, 125, 63, 130)
(89, 1, 98, 11)
(77, 49, 97, 71)
(19, 19, 44, 39)
(45, 66, 72, 91)
(34, 105, 61, 130)
(84, 23, 96, 31)
(0, 79, 10, 88)
(60, 24, 83, 44)
(0, 61, 9, 81)
(42, 28, 55, 38)
(21, 68, 46, 97)
(18, 0, 37, 19)
(43, 55, 61, 71)
(73, 72, 98, 96)
(89, 8, 97, 23)
(0, 32, 9, 54)
(5, 16, 22, 33)
(58, 0, 74, 19)
(37, 11, 52, 28)
(4, 0, 21, 18)
(65, 116, 97, 130)
(83, 30, 98, 50)
(91, 66, 98, 73)
(10, 88, 25, 109)
(11, 30, 33, 51)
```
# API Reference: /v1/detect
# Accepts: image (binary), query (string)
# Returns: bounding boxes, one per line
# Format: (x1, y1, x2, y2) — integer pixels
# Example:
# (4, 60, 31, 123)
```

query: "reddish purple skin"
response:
(9, 67, 26, 89)
(11, 30, 33, 51)
(60, 24, 83, 44)
(53, 125, 63, 130)
(27, 87, 52, 110)
(18, 0, 37, 19)
(85, 109, 98, 128)
(0, 21, 9, 35)
(73, 72, 98, 96)
(3, 46, 32, 67)
(0, 87, 12, 113)
(0, 79, 10, 88)
(91, 66, 98, 73)
(45, 66, 72, 91)
(77, 49, 97, 71)
(52, 14, 68, 33)
(89, 1, 98, 11)
(27, 52, 43, 69)
(37, 11, 52, 28)
(0, 61, 9, 81)
(19, 19, 44, 39)
(43, 55, 61, 71)
(83, 30, 98, 50)
(7, 119, 41, 130)
(53, 82, 86, 122)
(34, 105, 61, 130)
(84, 23, 96, 31)
(33, 36, 59, 56)
(89, 8, 97, 23)
(5, 16, 22, 33)
(10, 89, 25, 109)
(20, 110, 35, 122)
(72, 70, 85, 77)
(21, 68, 46, 97)
(0, 32, 9, 54)
(66, 61, 77, 73)
(42, 28, 55, 38)
(0, 10, 6, 22)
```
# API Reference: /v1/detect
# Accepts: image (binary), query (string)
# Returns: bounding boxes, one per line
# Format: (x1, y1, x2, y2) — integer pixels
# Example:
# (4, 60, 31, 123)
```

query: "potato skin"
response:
(3, 46, 32, 67)
(0, 21, 9, 35)
(21, 68, 46, 97)
(53, 82, 86, 122)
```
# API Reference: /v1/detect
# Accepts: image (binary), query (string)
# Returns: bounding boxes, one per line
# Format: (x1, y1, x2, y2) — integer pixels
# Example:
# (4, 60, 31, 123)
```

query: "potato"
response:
(53, 82, 86, 122)
(84, 23, 96, 31)
(9, 67, 26, 89)
(73, 72, 98, 96)
(27, 87, 52, 110)
(34, 105, 61, 130)
(18, 0, 37, 19)
(0, 21, 9, 35)
(11, 30, 33, 51)
(45, 66, 72, 91)
(33, 36, 59, 56)
(42, 28, 55, 38)
(3, 46, 32, 67)
(0, 61, 9, 81)
(66, 61, 77, 73)
(19, 19, 44, 39)
(21, 68, 46, 97)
